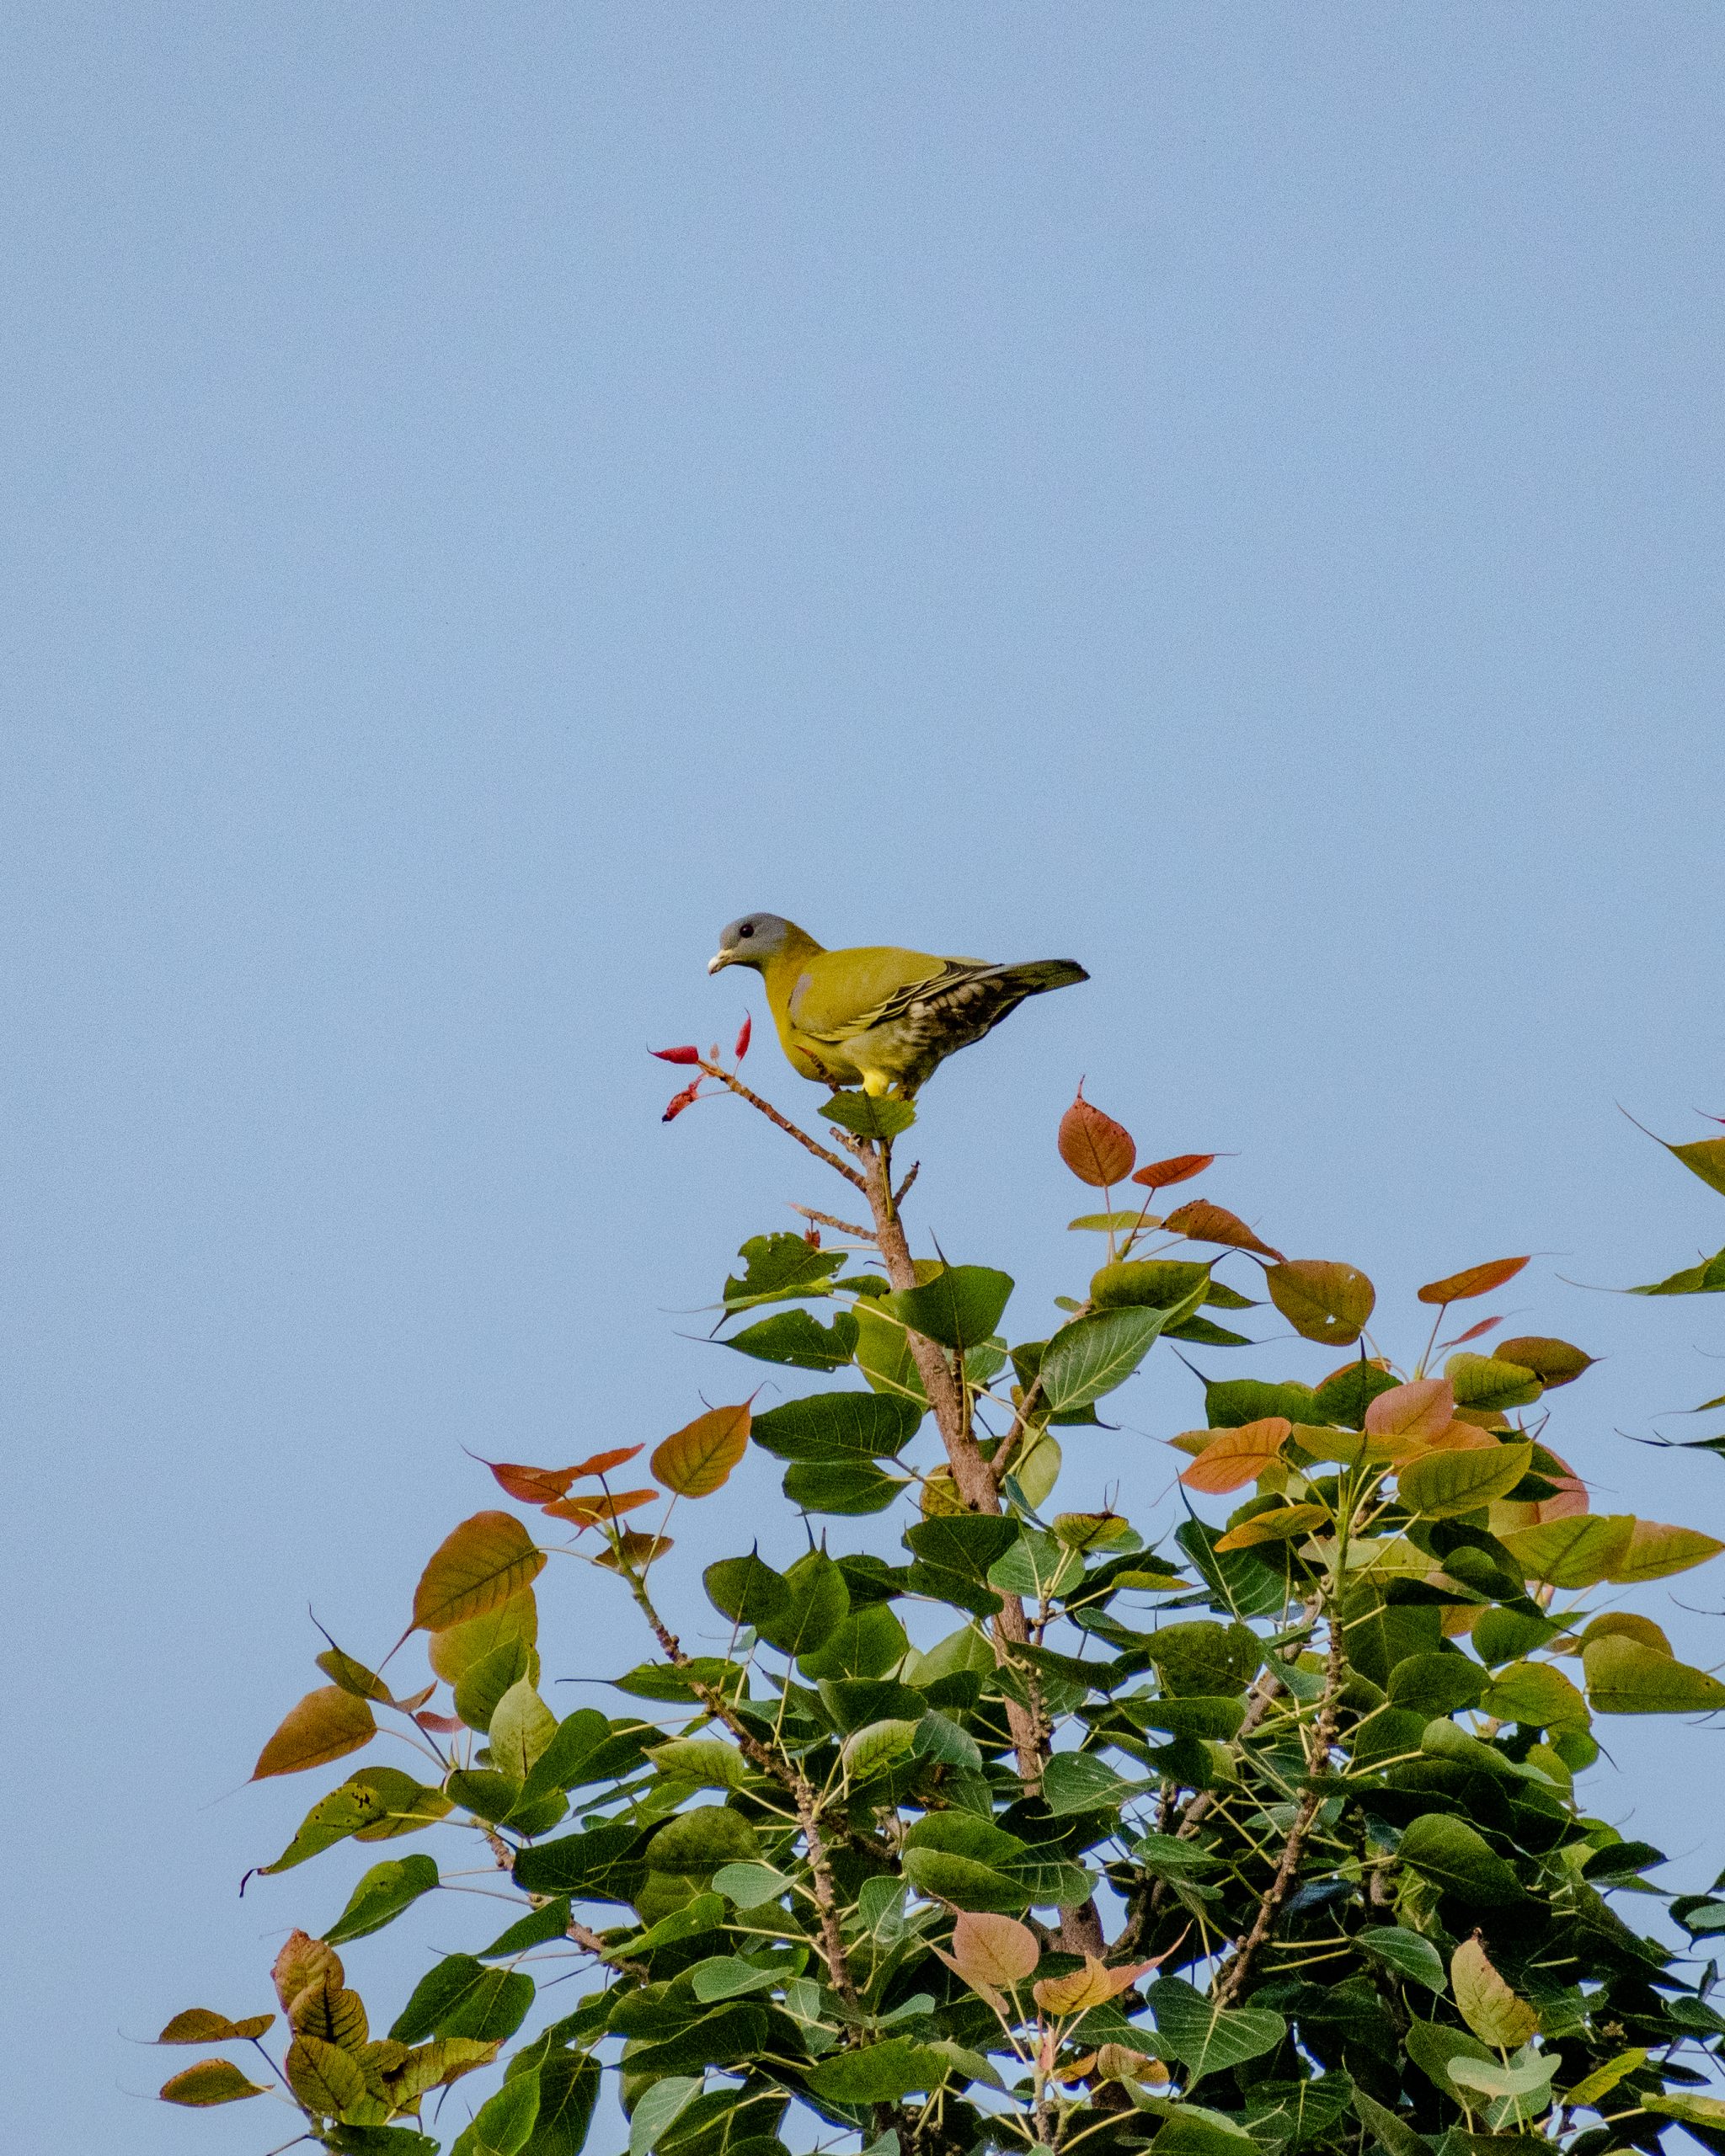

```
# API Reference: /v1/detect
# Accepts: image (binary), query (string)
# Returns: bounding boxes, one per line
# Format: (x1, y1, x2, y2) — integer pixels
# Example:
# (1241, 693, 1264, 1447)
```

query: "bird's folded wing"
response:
(788, 947, 987, 1043)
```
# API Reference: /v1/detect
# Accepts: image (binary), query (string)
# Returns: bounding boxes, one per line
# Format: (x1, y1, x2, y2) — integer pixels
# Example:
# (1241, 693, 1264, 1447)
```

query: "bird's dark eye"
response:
(739, 922, 755, 938)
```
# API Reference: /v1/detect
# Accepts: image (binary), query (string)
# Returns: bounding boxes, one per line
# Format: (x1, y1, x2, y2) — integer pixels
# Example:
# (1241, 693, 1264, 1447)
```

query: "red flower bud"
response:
(662, 1081, 702, 1122)
(651, 1044, 702, 1065)
(734, 1013, 752, 1060)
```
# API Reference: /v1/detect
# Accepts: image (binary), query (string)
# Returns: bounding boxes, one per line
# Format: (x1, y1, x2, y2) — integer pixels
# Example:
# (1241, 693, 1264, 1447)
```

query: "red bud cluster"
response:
(662, 1081, 702, 1122)
(734, 1014, 752, 1059)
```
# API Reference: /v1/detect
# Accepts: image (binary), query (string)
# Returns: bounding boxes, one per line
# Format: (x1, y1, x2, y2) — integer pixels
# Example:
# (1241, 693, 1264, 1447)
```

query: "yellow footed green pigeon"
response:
(708, 914, 1087, 1097)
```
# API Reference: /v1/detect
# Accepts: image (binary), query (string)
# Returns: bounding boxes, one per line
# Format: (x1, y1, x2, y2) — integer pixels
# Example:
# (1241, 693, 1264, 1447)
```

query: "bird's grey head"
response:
(709, 913, 797, 974)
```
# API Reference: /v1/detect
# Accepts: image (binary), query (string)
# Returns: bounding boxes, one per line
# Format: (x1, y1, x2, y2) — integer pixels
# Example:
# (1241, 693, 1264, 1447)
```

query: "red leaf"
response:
(1445, 1315, 1503, 1347)
(1058, 1085, 1136, 1187)
(414, 1711, 465, 1734)
(1131, 1152, 1215, 1191)
(663, 1082, 702, 1122)
(481, 1460, 579, 1504)
(734, 1014, 752, 1060)
(1162, 1199, 1284, 1263)
(1417, 1256, 1530, 1305)
(569, 1444, 645, 1478)
(652, 1045, 702, 1065)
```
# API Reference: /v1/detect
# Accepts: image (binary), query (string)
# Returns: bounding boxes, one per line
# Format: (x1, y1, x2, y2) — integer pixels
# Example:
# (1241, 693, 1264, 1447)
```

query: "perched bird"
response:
(708, 914, 1087, 1097)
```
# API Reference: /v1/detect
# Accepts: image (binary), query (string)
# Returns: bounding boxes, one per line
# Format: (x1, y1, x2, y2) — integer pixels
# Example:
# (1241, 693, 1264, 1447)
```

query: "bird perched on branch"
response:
(708, 914, 1087, 1098)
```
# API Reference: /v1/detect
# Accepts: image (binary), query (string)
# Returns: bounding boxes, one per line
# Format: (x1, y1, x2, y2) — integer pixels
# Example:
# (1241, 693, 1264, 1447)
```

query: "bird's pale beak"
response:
(708, 949, 733, 974)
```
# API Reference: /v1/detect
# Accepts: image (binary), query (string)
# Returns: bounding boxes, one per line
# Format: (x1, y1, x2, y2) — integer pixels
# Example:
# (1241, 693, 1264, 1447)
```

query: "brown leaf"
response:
(1493, 1336, 1594, 1389)
(949, 1910, 1040, 1987)
(411, 1513, 546, 1634)
(158, 2009, 276, 2045)
(272, 1934, 342, 2014)
(1179, 1418, 1291, 1495)
(1265, 1260, 1376, 1346)
(595, 1528, 675, 1571)
(1417, 1255, 1530, 1305)
(251, 1687, 377, 1781)
(1452, 1935, 1537, 2047)
(1130, 1152, 1215, 1190)
(651, 1403, 752, 1497)
(1033, 1954, 1150, 2015)
(158, 2060, 268, 2105)
(542, 1488, 659, 1527)
(1059, 1086, 1136, 1187)
(1162, 1200, 1284, 1262)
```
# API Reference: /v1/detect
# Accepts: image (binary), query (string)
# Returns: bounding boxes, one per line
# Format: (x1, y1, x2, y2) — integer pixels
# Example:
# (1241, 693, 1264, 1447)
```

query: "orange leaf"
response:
(651, 1403, 751, 1497)
(1417, 1255, 1530, 1305)
(595, 1528, 675, 1570)
(1058, 1086, 1136, 1187)
(948, 1911, 1039, 1987)
(542, 1488, 659, 1527)
(481, 1460, 580, 1504)
(411, 1512, 546, 1633)
(570, 1444, 645, 1478)
(251, 1686, 376, 1780)
(1033, 1954, 1150, 2015)
(1364, 1378, 1454, 1449)
(1179, 1417, 1291, 1494)
(1162, 1200, 1284, 1262)
(1131, 1152, 1215, 1190)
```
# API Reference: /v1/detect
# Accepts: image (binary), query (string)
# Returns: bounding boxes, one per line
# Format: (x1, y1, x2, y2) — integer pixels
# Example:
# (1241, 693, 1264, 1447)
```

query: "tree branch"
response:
(697, 1061, 867, 1188)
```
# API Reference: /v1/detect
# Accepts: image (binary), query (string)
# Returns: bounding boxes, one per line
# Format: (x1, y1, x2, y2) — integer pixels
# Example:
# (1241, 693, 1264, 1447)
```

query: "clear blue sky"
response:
(6, 7, 1725, 2150)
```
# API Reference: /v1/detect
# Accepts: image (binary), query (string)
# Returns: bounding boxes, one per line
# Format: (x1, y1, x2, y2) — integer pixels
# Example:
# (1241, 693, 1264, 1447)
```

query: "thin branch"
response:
(697, 1061, 866, 1189)
(567, 1918, 649, 1983)
(790, 1204, 879, 1242)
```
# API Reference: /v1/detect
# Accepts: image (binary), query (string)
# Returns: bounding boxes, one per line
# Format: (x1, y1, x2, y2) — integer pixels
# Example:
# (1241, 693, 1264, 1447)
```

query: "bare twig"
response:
(790, 1204, 878, 1242)
(697, 1061, 866, 1189)
(567, 1918, 649, 1982)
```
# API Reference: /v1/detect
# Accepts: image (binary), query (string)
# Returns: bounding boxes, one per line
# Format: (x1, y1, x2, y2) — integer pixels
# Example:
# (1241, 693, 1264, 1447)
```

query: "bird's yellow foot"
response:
(861, 1070, 890, 1098)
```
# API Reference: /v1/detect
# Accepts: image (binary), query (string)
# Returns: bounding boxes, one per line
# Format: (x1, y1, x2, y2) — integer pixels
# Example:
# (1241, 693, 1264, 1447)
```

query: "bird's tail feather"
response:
(999, 959, 1088, 996)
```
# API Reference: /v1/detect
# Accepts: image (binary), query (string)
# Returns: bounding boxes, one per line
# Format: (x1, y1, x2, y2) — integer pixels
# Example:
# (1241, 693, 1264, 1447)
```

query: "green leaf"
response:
(1042, 1749, 1138, 1814)
(809, 2038, 950, 2102)
(713, 1860, 792, 1908)
(1562, 2050, 1648, 2111)
(722, 1232, 847, 1310)
(454, 1637, 538, 1734)
(479, 1899, 572, 1957)
(1356, 1927, 1448, 1993)
(782, 1459, 910, 1514)
(158, 2060, 269, 2106)
(1265, 1260, 1376, 1346)
(524, 2052, 601, 2156)
(1632, 1246, 1725, 1294)
(842, 1716, 921, 1780)
(1149, 1620, 1262, 1697)
(1133, 1694, 1248, 1739)
(1397, 1815, 1522, 1904)
(1498, 1513, 1635, 1588)
(1092, 1260, 1215, 1308)
(1386, 1654, 1487, 1716)
(722, 1310, 858, 1369)
(820, 1092, 916, 1139)
(451, 2072, 542, 2156)
(1481, 1660, 1589, 1732)
(703, 1553, 791, 1634)
(854, 1303, 928, 1405)
(1144, 1976, 1287, 2080)
(1444, 1354, 1542, 1412)
(262, 1769, 451, 1874)
(643, 1805, 762, 1879)
(286, 2033, 371, 2118)
(912, 1709, 984, 1773)
(1352, 2089, 1437, 2156)
(879, 1265, 1014, 1353)
(490, 1680, 558, 1780)
(1398, 1442, 1533, 1519)
(1204, 1378, 1322, 1428)
(524, 1711, 639, 1798)
(390, 1957, 534, 2045)
(627, 2073, 703, 2155)
(324, 1854, 440, 1945)
(1039, 1304, 1182, 1412)
(798, 1602, 909, 1680)
(1665, 1134, 1725, 1195)
(1071, 1211, 1158, 1233)
(749, 1390, 921, 1461)
(1583, 1635, 1725, 1713)
(1404, 2019, 1496, 2100)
